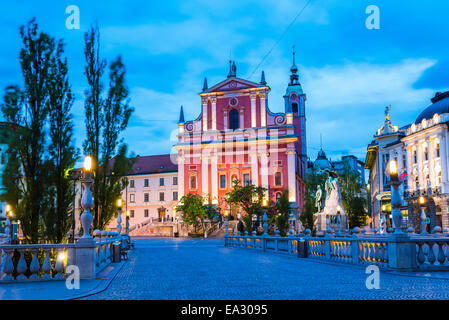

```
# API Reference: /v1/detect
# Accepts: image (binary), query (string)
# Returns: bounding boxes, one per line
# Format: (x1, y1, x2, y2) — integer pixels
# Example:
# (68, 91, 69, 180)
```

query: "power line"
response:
(247, 0, 313, 80)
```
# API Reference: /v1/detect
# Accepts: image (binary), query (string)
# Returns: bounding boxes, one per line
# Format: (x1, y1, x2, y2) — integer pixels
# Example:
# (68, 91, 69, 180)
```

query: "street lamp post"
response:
(336, 205, 342, 236)
(325, 209, 331, 235)
(262, 199, 268, 236)
(387, 160, 404, 234)
(418, 196, 427, 235)
(116, 198, 123, 234)
(126, 210, 130, 234)
(80, 156, 94, 241)
(224, 210, 229, 236)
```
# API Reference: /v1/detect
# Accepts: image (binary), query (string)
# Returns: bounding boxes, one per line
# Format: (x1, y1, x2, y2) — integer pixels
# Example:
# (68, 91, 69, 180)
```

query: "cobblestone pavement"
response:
(83, 238, 449, 300)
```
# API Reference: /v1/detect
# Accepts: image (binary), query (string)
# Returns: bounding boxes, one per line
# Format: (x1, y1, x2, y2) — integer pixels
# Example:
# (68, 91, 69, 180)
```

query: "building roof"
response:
(128, 154, 178, 175)
(415, 91, 449, 124)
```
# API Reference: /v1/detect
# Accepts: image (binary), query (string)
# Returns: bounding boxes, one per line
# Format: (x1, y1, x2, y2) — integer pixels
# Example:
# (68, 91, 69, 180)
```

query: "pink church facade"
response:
(175, 55, 307, 216)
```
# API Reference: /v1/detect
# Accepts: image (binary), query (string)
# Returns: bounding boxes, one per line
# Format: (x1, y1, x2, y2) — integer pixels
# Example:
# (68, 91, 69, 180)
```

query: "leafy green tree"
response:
(226, 179, 266, 234)
(176, 193, 208, 235)
(43, 40, 79, 243)
(83, 25, 134, 230)
(0, 19, 55, 242)
(274, 189, 290, 236)
(338, 160, 368, 228)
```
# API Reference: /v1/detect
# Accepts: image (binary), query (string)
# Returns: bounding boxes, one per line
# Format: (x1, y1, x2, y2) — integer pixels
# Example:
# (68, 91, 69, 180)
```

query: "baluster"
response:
(427, 242, 436, 265)
(29, 249, 40, 280)
(16, 249, 27, 280)
(369, 242, 375, 263)
(437, 242, 446, 265)
(41, 249, 52, 279)
(54, 249, 65, 279)
(1, 248, 15, 280)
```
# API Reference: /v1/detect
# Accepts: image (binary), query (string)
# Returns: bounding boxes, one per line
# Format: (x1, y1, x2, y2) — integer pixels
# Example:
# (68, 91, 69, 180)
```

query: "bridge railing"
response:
(0, 231, 125, 282)
(225, 230, 449, 271)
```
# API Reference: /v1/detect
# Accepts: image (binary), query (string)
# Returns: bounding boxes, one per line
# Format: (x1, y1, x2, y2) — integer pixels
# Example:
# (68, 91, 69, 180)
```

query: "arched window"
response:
(276, 192, 282, 201)
(292, 102, 298, 114)
(415, 176, 419, 190)
(436, 142, 440, 158)
(229, 109, 239, 130)
(275, 172, 282, 186)
(424, 145, 428, 161)
(425, 174, 430, 186)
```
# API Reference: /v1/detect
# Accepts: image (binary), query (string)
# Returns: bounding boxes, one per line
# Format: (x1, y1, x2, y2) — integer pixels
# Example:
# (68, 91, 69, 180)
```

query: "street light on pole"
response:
(262, 199, 268, 236)
(387, 160, 404, 234)
(79, 155, 94, 241)
(116, 198, 123, 234)
(418, 196, 427, 235)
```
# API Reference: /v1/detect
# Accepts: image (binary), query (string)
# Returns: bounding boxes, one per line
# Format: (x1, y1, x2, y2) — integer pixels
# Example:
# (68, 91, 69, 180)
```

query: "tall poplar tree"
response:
(1, 19, 55, 242)
(43, 40, 79, 242)
(83, 25, 134, 230)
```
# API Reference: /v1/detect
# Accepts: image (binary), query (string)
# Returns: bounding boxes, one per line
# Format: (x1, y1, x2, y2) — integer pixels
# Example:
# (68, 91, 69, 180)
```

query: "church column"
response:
(211, 96, 217, 131)
(223, 108, 229, 130)
(202, 97, 208, 132)
(178, 153, 185, 199)
(250, 152, 259, 186)
(211, 155, 218, 201)
(260, 152, 269, 198)
(429, 138, 435, 187)
(406, 145, 414, 191)
(440, 134, 448, 192)
(201, 155, 209, 197)
(286, 145, 297, 203)
(417, 141, 423, 190)
(250, 93, 257, 128)
(239, 107, 245, 130)
(259, 92, 267, 127)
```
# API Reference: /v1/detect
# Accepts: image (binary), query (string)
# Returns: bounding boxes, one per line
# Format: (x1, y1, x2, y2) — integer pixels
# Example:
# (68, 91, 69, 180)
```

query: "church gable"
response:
(204, 77, 265, 94)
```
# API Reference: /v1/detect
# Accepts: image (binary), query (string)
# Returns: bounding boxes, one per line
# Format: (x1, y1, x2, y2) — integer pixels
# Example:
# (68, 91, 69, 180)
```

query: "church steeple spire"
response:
(202, 77, 208, 92)
(289, 45, 299, 85)
(260, 70, 267, 86)
(178, 105, 185, 123)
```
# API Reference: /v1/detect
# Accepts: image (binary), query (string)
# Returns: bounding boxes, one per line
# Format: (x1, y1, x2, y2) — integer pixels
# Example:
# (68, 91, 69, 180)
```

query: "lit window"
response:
(220, 175, 226, 189)
(275, 172, 282, 186)
(130, 194, 135, 203)
(229, 109, 239, 130)
(190, 176, 197, 189)
(243, 174, 250, 186)
(436, 143, 440, 158)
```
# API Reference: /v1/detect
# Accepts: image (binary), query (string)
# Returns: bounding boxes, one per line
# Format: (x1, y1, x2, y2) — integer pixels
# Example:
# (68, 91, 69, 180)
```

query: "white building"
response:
(366, 91, 449, 231)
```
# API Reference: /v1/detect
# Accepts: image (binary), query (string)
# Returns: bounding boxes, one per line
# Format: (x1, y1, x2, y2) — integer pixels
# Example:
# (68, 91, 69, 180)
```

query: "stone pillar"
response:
(178, 154, 185, 199)
(211, 155, 218, 201)
(74, 241, 97, 279)
(429, 139, 435, 187)
(286, 147, 296, 203)
(417, 141, 424, 190)
(387, 234, 416, 271)
(250, 93, 257, 128)
(211, 96, 217, 131)
(440, 134, 448, 192)
(260, 152, 269, 197)
(202, 97, 208, 132)
(201, 156, 209, 197)
(250, 153, 259, 186)
(260, 92, 267, 127)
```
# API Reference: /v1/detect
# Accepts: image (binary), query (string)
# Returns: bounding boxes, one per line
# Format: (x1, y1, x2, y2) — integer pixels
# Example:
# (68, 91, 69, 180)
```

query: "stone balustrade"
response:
(225, 231, 449, 271)
(0, 232, 124, 282)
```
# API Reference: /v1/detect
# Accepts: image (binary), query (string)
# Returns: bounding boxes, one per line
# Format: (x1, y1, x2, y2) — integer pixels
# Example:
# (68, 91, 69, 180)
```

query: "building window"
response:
(275, 172, 282, 186)
(159, 192, 165, 201)
(402, 154, 406, 168)
(243, 173, 250, 186)
(173, 191, 178, 201)
(424, 146, 428, 161)
(415, 176, 419, 190)
(144, 179, 149, 187)
(229, 109, 239, 130)
(130, 194, 135, 203)
(436, 143, 440, 158)
(144, 193, 149, 202)
(130, 180, 135, 188)
(144, 209, 149, 218)
(190, 176, 197, 189)
(160, 177, 164, 186)
(130, 210, 135, 218)
(220, 174, 226, 189)
(173, 177, 178, 185)
(292, 102, 298, 114)
(425, 174, 430, 187)
(413, 149, 417, 164)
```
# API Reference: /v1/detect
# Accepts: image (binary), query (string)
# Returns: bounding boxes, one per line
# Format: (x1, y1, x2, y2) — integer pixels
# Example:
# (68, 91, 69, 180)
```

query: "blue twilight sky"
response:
(0, 0, 448, 163)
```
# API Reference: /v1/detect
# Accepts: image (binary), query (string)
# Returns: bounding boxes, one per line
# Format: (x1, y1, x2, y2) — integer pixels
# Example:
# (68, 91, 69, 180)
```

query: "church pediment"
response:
(203, 77, 265, 94)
